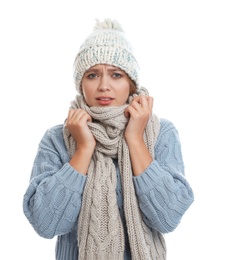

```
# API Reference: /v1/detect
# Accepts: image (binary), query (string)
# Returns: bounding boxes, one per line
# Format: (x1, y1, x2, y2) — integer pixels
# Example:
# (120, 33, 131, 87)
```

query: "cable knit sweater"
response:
(23, 118, 194, 260)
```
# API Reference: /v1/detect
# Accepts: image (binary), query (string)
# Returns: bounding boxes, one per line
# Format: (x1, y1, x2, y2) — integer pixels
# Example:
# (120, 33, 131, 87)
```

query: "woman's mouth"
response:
(96, 97, 114, 105)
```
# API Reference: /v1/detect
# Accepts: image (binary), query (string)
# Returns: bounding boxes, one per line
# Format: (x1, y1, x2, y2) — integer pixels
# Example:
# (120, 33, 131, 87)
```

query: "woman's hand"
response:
(124, 95, 154, 176)
(124, 95, 153, 144)
(66, 109, 96, 151)
(66, 109, 96, 175)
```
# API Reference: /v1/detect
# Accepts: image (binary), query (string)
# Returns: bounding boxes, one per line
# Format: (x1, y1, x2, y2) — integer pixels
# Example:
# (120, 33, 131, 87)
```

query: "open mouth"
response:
(96, 97, 114, 100)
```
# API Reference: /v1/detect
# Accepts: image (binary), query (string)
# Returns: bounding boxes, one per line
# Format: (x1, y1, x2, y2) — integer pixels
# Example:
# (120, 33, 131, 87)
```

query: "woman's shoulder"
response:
(40, 124, 65, 146)
(157, 118, 180, 144)
(159, 118, 177, 133)
(47, 124, 64, 136)
(37, 124, 69, 158)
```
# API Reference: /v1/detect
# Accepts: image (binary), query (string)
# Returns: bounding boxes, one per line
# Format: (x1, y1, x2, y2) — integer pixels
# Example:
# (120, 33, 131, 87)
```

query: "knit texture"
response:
(73, 19, 140, 93)
(63, 87, 167, 259)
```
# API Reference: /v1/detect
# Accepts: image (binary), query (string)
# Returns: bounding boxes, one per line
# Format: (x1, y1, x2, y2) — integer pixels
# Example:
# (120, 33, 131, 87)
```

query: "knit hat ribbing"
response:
(73, 19, 140, 93)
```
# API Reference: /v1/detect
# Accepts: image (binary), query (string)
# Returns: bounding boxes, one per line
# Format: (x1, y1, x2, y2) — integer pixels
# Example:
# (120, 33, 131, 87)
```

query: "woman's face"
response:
(81, 64, 132, 107)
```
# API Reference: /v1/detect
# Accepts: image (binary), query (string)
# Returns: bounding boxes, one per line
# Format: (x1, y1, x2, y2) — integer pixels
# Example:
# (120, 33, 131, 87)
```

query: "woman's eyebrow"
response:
(107, 67, 123, 72)
(84, 69, 99, 74)
(85, 67, 123, 74)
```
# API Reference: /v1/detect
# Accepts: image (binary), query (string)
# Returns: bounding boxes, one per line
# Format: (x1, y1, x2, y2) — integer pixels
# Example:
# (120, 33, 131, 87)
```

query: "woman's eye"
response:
(87, 73, 97, 79)
(113, 73, 122, 78)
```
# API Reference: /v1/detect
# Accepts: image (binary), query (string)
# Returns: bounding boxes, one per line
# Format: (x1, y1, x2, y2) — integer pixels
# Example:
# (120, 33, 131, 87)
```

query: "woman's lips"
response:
(96, 97, 114, 105)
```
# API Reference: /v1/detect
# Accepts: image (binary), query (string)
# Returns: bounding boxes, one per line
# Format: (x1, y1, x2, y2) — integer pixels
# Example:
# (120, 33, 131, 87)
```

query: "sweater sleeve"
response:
(23, 126, 87, 239)
(133, 119, 194, 234)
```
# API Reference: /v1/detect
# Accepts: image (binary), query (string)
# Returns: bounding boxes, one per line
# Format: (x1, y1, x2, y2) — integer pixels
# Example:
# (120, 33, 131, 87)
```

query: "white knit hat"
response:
(73, 18, 140, 93)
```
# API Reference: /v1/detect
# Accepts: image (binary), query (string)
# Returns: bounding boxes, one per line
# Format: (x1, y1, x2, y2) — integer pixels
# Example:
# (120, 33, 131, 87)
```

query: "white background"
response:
(1, 0, 225, 259)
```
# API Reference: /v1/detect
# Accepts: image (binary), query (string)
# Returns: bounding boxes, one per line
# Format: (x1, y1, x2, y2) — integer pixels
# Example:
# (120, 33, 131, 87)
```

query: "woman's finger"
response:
(124, 105, 137, 118)
(67, 109, 92, 127)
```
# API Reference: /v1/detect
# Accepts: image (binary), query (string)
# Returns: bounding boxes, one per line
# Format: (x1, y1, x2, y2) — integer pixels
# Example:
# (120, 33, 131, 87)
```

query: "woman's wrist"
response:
(69, 146, 95, 175)
(126, 138, 153, 176)
(125, 134, 144, 146)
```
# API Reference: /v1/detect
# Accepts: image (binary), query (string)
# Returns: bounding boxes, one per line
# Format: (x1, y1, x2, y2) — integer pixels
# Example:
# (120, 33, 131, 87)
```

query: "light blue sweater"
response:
(23, 118, 194, 260)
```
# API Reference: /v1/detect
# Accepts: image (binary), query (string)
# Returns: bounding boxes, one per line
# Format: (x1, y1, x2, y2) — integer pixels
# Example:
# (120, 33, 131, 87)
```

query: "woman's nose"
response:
(98, 76, 110, 91)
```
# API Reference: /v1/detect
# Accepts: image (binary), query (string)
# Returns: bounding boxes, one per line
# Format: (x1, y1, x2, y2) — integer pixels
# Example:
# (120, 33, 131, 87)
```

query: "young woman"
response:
(23, 19, 194, 260)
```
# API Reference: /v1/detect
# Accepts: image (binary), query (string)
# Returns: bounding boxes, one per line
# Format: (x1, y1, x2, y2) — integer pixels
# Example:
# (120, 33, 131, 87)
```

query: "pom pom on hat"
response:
(73, 18, 140, 93)
(93, 18, 124, 32)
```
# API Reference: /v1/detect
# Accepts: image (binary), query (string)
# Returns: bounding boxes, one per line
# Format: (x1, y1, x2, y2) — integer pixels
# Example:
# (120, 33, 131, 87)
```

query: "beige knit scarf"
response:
(63, 87, 167, 260)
